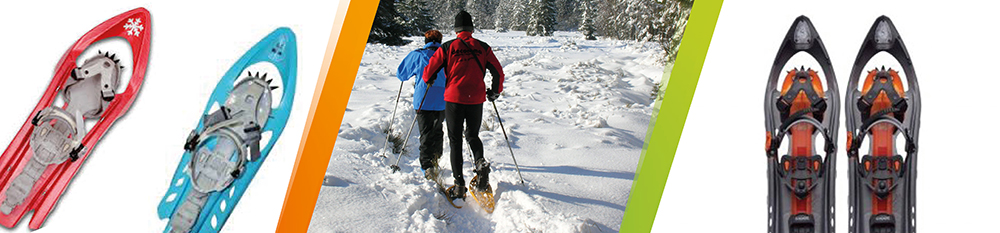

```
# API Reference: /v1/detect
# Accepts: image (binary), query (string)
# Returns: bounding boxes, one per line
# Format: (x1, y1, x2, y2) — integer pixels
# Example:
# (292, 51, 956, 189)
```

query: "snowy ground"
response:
(307, 31, 667, 232)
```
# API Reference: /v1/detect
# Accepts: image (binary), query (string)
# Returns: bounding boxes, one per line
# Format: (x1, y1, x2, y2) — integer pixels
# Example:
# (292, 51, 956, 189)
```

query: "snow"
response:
(308, 30, 667, 232)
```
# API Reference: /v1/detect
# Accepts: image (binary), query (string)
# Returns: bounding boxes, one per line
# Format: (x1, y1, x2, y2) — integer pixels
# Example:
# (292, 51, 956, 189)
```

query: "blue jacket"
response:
(397, 42, 446, 111)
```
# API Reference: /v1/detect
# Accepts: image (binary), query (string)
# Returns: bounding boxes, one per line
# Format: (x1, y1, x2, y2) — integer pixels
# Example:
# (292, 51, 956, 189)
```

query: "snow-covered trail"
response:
(308, 31, 666, 232)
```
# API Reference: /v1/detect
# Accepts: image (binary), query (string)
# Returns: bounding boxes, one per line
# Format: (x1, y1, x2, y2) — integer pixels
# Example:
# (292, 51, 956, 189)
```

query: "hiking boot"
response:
(446, 184, 467, 199)
(422, 166, 440, 181)
(472, 158, 491, 191)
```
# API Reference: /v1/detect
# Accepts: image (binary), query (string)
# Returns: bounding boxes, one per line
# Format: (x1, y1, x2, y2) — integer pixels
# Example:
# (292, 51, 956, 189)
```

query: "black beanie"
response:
(454, 10, 474, 32)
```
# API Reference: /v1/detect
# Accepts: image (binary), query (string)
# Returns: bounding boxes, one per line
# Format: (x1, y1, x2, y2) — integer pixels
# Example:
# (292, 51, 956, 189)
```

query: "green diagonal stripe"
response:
(620, 0, 722, 232)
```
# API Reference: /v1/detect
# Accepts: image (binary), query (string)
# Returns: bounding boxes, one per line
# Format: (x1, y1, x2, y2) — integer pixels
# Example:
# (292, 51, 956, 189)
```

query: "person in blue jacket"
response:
(397, 30, 447, 180)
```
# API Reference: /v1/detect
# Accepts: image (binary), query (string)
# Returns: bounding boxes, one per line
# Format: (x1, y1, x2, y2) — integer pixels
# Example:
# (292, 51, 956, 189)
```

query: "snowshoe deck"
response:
(844, 16, 920, 233)
(156, 28, 297, 233)
(764, 16, 838, 233)
(0, 8, 150, 229)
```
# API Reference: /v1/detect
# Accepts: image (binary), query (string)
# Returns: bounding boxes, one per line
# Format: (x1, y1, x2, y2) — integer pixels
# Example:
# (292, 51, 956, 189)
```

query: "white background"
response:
(0, 1, 340, 232)
(654, 1, 999, 232)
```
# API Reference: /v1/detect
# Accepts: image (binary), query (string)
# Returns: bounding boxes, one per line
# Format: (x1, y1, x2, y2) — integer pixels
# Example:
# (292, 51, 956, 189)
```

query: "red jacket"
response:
(423, 31, 504, 105)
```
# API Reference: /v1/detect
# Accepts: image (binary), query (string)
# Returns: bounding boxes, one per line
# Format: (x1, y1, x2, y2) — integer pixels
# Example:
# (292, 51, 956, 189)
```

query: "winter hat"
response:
(425, 30, 443, 43)
(454, 10, 474, 32)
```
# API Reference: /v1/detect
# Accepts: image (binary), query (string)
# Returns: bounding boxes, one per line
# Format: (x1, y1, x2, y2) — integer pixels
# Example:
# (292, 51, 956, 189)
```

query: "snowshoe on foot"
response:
(468, 174, 496, 213)
(764, 16, 838, 233)
(437, 184, 466, 209)
(446, 185, 467, 200)
(470, 175, 490, 193)
(469, 175, 492, 195)
(430, 179, 462, 209)
(845, 16, 920, 233)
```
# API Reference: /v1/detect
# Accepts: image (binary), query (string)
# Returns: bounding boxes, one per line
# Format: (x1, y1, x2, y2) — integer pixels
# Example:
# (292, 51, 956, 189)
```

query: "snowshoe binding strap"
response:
(65, 51, 123, 117)
(857, 68, 906, 123)
(778, 155, 824, 198)
(446, 185, 467, 200)
(169, 72, 275, 233)
(764, 16, 839, 233)
(844, 16, 920, 233)
(767, 68, 835, 158)
(1, 53, 122, 214)
(847, 68, 916, 157)
(776, 68, 827, 122)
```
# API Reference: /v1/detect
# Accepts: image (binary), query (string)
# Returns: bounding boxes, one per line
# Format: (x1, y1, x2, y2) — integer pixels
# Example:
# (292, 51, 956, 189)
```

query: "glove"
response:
(486, 88, 500, 102)
(425, 78, 434, 86)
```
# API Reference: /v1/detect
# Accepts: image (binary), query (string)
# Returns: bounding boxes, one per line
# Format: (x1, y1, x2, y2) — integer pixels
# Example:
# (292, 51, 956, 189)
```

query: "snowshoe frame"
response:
(844, 16, 920, 233)
(765, 16, 839, 233)
(0, 8, 150, 229)
(157, 27, 296, 233)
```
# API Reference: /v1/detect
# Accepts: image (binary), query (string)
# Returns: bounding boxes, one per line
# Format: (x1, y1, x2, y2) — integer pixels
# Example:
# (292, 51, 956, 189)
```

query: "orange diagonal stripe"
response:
(275, 0, 378, 232)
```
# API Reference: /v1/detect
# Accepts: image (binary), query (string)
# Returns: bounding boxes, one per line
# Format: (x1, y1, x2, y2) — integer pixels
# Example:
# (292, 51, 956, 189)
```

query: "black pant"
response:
(417, 110, 445, 170)
(445, 102, 484, 185)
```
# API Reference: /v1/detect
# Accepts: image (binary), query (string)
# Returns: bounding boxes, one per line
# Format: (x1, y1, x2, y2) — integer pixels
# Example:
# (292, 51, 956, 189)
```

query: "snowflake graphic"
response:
(269, 36, 287, 62)
(123, 18, 143, 37)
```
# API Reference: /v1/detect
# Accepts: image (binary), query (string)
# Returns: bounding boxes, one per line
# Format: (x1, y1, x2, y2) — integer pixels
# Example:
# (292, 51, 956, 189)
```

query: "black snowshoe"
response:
(764, 16, 839, 233)
(844, 16, 920, 233)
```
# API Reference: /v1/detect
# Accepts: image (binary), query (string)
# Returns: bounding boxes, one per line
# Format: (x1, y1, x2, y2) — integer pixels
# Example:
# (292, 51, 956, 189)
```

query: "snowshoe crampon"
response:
(845, 16, 919, 233)
(157, 28, 296, 233)
(0, 8, 150, 229)
(764, 16, 838, 233)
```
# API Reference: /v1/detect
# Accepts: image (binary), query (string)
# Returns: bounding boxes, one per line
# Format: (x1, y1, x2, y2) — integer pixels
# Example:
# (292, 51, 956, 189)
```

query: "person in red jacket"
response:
(423, 10, 504, 199)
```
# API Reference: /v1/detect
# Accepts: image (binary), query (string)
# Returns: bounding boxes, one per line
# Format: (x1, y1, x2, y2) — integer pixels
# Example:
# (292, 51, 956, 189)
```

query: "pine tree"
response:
(369, 0, 408, 45)
(428, 0, 468, 31)
(493, 0, 510, 32)
(526, 0, 557, 36)
(467, 0, 497, 30)
(578, 0, 596, 40)
(494, 0, 528, 31)
(592, 0, 667, 41)
(654, 0, 693, 62)
(593, 0, 625, 39)
(510, 0, 530, 31)
(555, 0, 580, 31)
(396, 0, 436, 36)
(632, 0, 659, 41)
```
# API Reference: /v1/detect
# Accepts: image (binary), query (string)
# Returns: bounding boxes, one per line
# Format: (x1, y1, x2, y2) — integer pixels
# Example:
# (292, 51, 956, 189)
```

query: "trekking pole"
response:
(379, 82, 405, 158)
(491, 100, 525, 185)
(390, 85, 430, 173)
